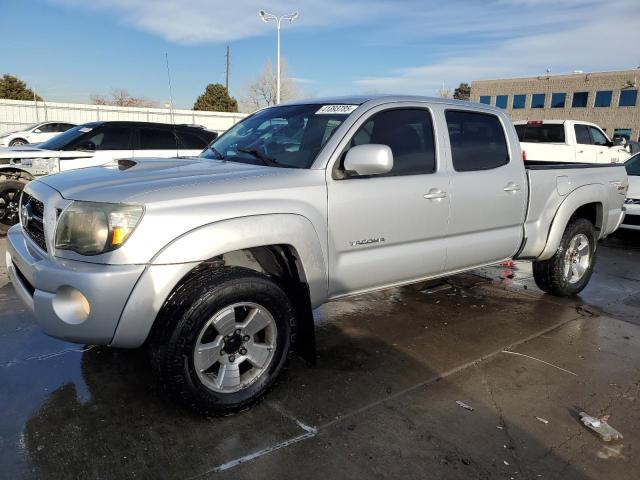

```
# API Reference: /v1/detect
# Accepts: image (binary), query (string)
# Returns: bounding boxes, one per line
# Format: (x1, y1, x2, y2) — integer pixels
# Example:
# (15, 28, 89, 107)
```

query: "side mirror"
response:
(33, 129, 42, 133)
(344, 144, 393, 176)
(612, 137, 626, 147)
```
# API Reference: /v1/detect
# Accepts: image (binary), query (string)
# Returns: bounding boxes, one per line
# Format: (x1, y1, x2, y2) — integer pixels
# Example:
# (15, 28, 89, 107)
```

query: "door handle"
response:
(423, 190, 447, 200)
(577, 150, 584, 153)
(503, 183, 521, 192)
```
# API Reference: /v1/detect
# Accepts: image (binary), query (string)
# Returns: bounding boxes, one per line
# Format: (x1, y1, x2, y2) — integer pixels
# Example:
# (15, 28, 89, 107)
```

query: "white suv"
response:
(0, 122, 76, 147)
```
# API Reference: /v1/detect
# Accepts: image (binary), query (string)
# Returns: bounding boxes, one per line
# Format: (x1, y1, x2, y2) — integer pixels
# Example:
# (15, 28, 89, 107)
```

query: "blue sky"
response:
(1, 0, 638, 109)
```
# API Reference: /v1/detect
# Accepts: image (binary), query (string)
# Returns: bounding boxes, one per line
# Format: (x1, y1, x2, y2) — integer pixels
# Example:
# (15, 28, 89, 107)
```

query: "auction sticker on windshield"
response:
(316, 105, 358, 115)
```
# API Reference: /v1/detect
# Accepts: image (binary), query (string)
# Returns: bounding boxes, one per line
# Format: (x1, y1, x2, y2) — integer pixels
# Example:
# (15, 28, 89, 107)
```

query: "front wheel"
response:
(533, 217, 597, 297)
(149, 267, 296, 416)
(0, 180, 25, 234)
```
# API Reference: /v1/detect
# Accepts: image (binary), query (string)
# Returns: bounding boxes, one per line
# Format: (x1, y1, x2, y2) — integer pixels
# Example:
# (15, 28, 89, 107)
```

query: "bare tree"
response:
(437, 85, 452, 99)
(240, 60, 301, 112)
(90, 88, 158, 107)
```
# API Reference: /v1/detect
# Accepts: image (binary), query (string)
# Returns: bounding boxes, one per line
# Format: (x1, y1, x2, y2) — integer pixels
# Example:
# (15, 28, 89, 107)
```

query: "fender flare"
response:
(537, 184, 606, 261)
(111, 214, 327, 348)
(0, 167, 36, 182)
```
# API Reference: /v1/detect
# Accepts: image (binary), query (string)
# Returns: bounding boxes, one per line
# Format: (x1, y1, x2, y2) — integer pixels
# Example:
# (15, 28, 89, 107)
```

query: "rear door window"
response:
(177, 130, 208, 149)
(445, 110, 509, 171)
(139, 127, 178, 150)
(574, 124, 592, 145)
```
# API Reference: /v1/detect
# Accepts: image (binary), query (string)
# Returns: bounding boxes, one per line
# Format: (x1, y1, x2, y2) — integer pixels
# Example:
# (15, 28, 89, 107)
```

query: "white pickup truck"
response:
(515, 120, 631, 164)
(6, 95, 628, 415)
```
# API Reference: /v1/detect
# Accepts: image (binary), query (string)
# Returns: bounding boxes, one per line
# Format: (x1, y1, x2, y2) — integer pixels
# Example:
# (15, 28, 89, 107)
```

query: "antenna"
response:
(165, 52, 175, 124)
(165, 52, 179, 157)
(225, 45, 230, 93)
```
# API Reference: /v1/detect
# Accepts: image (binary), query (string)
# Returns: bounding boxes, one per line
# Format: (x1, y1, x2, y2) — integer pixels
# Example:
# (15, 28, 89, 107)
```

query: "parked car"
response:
(515, 120, 631, 164)
(6, 95, 627, 415)
(0, 121, 218, 232)
(621, 152, 640, 230)
(0, 121, 76, 147)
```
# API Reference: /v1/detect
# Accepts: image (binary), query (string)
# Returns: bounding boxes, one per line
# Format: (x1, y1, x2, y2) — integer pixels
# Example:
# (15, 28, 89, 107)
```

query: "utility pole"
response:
(225, 45, 230, 93)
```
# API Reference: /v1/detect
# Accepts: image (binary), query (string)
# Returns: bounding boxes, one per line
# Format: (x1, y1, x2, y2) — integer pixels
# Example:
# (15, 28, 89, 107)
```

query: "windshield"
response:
(200, 104, 355, 168)
(515, 123, 565, 143)
(38, 124, 99, 151)
(625, 153, 640, 176)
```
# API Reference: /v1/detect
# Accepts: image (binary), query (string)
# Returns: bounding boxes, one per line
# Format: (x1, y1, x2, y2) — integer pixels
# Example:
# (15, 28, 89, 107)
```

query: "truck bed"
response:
(516, 162, 627, 259)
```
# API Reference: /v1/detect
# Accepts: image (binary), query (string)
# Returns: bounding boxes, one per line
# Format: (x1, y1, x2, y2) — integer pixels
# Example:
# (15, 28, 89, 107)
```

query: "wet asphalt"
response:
(0, 231, 639, 480)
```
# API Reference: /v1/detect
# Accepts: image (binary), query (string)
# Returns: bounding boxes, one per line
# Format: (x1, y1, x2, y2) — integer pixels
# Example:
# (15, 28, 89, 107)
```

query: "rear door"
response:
(444, 109, 527, 271)
(59, 124, 135, 170)
(574, 124, 598, 163)
(327, 105, 451, 296)
(135, 125, 179, 158)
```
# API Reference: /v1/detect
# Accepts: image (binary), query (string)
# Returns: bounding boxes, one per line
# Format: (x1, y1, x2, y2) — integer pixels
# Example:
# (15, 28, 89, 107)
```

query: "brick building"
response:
(471, 69, 640, 141)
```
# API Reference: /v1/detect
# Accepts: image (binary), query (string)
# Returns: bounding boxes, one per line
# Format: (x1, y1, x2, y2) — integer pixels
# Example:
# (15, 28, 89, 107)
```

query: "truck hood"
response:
(36, 157, 285, 203)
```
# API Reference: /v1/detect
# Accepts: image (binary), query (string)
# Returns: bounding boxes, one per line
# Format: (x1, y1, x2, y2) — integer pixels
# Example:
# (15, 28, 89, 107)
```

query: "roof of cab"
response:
(278, 94, 504, 113)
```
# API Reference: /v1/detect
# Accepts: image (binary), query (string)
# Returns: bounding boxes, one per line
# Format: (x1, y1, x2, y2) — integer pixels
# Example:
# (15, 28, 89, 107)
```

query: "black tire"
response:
(9, 138, 27, 147)
(149, 266, 296, 416)
(533, 217, 597, 297)
(0, 180, 25, 235)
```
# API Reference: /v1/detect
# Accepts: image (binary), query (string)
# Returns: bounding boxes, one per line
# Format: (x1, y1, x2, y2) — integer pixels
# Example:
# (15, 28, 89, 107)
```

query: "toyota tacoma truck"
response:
(6, 95, 627, 415)
(515, 119, 631, 164)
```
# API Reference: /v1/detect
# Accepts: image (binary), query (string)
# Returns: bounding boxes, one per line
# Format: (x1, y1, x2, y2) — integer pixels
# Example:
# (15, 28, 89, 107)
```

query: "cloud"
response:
(50, 0, 392, 44)
(354, 0, 640, 94)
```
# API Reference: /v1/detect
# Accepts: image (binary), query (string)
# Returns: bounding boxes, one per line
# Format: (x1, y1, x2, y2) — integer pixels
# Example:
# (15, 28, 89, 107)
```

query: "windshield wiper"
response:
(236, 147, 283, 167)
(207, 146, 225, 160)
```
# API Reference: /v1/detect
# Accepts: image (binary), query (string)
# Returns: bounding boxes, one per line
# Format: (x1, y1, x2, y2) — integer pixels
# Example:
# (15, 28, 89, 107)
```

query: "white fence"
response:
(0, 98, 246, 134)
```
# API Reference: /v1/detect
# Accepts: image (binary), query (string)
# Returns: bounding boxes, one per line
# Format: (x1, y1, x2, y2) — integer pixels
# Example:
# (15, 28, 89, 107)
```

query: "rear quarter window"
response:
(445, 110, 509, 172)
(515, 124, 565, 143)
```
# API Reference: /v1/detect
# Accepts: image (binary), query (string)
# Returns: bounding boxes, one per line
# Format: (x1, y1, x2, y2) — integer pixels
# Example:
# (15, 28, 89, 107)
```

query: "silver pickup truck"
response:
(5, 95, 627, 415)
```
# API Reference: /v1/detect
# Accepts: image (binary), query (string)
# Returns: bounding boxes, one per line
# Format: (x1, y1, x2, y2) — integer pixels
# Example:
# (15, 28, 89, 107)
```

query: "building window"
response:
(496, 95, 508, 109)
(613, 128, 632, 141)
(551, 93, 566, 108)
(619, 89, 638, 107)
(479, 95, 491, 105)
(572, 92, 589, 108)
(531, 93, 545, 108)
(513, 94, 526, 109)
(594, 90, 612, 107)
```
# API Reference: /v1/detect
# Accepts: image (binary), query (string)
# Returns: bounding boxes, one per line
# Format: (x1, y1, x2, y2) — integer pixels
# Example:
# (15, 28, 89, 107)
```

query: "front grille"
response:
(20, 192, 48, 252)
(623, 214, 640, 226)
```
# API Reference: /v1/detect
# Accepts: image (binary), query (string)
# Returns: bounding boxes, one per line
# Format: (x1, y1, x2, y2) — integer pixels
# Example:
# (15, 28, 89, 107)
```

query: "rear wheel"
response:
(149, 267, 296, 415)
(9, 138, 27, 147)
(0, 180, 25, 234)
(533, 217, 596, 297)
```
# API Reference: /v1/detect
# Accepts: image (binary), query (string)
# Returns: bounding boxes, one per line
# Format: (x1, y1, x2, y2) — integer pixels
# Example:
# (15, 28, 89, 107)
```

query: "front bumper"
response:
(6, 225, 145, 345)
(620, 202, 640, 231)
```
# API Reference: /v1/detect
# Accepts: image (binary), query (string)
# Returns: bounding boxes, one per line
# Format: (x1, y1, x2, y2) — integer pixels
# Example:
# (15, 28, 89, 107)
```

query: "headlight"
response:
(55, 202, 144, 255)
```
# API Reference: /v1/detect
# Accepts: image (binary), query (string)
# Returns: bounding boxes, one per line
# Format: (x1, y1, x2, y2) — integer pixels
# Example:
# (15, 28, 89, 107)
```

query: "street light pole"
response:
(259, 10, 298, 105)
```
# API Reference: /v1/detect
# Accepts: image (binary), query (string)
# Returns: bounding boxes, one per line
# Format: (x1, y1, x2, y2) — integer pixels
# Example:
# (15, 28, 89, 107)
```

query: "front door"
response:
(327, 106, 450, 297)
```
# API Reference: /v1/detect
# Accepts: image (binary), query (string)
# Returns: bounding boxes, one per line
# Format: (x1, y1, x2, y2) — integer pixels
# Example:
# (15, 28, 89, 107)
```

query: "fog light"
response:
(52, 286, 90, 325)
